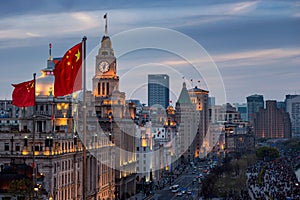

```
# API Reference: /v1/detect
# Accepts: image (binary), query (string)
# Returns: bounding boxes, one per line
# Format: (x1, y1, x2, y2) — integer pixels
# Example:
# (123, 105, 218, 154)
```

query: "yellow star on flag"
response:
(75, 49, 80, 62)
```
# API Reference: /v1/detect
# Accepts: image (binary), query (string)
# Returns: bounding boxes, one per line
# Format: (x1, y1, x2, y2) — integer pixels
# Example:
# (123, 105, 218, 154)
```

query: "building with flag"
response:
(92, 28, 137, 199)
(175, 82, 197, 161)
(188, 86, 209, 158)
(0, 43, 115, 199)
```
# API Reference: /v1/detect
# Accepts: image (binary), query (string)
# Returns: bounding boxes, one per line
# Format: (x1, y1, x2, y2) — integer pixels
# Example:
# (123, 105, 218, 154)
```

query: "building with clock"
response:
(0, 46, 116, 200)
(92, 31, 137, 199)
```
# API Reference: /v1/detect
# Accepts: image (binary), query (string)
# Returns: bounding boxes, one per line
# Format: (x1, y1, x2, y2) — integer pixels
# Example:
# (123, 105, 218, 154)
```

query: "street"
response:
(150, 167, 202, 200)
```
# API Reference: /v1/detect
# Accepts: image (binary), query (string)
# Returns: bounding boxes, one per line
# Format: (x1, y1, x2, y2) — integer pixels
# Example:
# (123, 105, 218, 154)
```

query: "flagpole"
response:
(32, 73, 37, 192)
(82, 36, 87, 200)
(105, 13, 108, 36)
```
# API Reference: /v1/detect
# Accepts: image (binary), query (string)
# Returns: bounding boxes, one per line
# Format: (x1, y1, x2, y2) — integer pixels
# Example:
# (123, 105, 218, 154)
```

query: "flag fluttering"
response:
(53, 42, 82, 97)
(12, 79, 35, 107)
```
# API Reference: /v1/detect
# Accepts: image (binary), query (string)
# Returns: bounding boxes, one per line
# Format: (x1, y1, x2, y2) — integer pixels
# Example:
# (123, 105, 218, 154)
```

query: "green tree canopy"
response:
(256, 146, 279, 160)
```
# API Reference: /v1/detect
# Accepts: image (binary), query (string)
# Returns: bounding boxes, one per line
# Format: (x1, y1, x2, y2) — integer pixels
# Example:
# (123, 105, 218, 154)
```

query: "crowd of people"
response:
(247, 158, 300, 199)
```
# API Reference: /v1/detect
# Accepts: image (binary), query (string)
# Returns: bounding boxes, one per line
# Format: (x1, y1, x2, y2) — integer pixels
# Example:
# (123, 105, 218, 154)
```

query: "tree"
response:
(8, 178, 34, 200)
(256, 146, 279, 161)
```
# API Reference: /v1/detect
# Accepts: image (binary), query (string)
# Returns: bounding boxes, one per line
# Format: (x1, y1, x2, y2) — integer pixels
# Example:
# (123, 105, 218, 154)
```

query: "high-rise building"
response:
(254, 100, 291, 139)
(188, 86, 209, 158)
(285, 94, 300, 138)
(148, 74, 169, 109)
(208, 97, 215, 107)
(233, 103, 248, 122)
(247, 94, 264, 124)
(175, 82, 196, 161)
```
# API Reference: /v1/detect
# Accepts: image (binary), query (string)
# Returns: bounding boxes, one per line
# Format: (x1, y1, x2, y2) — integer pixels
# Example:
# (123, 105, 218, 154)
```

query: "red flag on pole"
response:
(12, 79, 35, 107)
(53, 42, 82, 97)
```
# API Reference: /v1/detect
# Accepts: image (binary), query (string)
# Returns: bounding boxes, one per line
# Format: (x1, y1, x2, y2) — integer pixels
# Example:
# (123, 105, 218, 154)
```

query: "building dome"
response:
(36, 71, 54, 96)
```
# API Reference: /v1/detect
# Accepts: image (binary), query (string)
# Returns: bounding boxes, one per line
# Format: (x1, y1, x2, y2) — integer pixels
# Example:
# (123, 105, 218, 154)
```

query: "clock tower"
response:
(92, 15, 137, 199)
(92, 35, 118, 97)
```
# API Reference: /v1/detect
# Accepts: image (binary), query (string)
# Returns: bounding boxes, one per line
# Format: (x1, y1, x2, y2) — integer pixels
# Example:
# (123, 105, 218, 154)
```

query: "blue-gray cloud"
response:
(1, 0, 300, 103)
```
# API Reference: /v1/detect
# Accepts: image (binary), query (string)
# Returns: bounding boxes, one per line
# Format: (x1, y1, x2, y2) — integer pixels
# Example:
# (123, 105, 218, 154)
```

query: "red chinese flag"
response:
(53, 42, 82, 97)
(12, 79, 35, 107)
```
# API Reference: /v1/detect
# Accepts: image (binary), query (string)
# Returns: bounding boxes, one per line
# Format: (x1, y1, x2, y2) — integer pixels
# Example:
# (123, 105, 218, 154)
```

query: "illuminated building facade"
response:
(224, 121, 255, 157)
(188, 86, 209, 158)
(253, 100, 291, 139)
(0, 48, 115, 199)
(175, 82, 196, 161)
(93, 34, 136, 200)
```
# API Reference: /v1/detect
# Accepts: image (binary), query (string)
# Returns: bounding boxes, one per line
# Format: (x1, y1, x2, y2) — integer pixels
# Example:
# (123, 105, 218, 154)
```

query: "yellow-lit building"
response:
(92, 32, 136, 199)
(0, 45, 115, 199)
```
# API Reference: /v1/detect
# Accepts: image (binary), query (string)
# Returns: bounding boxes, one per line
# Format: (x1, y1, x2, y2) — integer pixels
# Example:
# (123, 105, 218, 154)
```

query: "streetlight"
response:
(33, 185, 39, 199)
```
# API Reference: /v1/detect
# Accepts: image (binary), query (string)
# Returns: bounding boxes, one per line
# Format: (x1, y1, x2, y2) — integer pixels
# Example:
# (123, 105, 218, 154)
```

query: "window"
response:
(106, 82, 109, 95)
(98, 82, 100, 95)
(4, 143, 9, 151)
(15, 143, 20, 151)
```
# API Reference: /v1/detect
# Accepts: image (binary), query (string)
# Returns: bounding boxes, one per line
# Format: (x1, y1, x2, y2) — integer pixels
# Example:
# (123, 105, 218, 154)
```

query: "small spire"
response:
(104, 13, 108, 36)
(48, 43, 53, 61)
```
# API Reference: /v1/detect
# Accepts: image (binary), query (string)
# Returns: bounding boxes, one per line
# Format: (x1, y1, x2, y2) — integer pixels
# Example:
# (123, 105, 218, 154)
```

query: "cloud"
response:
(0, 1, 261, 41)
(0, 11, 99, 40)
(212, 48, 300, 68)
(228, 1, 258, 15)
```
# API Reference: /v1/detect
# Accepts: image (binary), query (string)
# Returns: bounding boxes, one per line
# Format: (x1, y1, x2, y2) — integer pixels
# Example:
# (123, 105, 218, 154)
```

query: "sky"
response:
(0, 0, 299, 104)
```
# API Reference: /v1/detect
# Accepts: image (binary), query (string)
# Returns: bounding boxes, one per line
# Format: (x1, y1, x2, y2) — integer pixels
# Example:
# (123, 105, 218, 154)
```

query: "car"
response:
(170, 184, 179, 190)
(187, 189, 192, 195)
(172, 188, 180, 193)
(177, 192, 183, 196)
(181, 188, 187, 194)
(197, 173, 204, 178)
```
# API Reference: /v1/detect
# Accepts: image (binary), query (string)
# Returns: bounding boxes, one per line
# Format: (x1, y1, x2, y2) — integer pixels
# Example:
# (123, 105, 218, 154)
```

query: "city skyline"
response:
(0, 0, 299, 104)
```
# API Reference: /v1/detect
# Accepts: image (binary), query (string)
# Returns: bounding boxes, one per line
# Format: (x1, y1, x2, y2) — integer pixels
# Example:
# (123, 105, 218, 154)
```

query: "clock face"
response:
(99, 61, 109, 73)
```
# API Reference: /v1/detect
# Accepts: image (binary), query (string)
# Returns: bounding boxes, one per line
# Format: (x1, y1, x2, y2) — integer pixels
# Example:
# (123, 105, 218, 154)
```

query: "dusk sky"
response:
(1, 0, 299, 104)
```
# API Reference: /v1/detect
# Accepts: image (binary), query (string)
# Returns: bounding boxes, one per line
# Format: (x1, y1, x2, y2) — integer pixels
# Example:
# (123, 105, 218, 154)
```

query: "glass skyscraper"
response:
(247, 94, 264, 124)
(148, 74, 169, 109)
